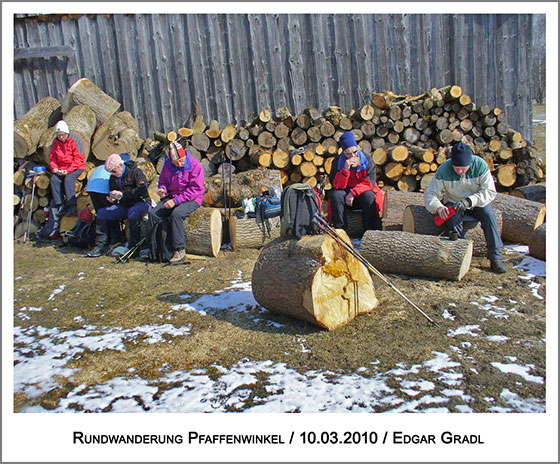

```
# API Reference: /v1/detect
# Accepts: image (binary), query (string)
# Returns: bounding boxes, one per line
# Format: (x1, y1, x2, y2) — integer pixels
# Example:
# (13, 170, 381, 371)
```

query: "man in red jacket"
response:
(49, 120, 85, 218)
(328, 131, 383, 232)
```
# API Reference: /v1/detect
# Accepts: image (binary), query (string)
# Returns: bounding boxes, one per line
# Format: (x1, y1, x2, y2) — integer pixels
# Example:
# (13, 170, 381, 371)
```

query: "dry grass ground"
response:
(12, 104, 547, 413)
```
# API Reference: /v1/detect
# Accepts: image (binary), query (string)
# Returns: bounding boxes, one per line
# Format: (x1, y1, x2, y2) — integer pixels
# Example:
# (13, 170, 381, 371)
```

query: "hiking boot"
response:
(169, 249, 186, 265)
(448, 231, 459, 241)
(490, 259, 507, 274)
(86, 245, 109, 258)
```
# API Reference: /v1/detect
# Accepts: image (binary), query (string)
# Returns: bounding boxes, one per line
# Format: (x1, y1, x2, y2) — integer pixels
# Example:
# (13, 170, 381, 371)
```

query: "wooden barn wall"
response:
(13, 13, 540, 141)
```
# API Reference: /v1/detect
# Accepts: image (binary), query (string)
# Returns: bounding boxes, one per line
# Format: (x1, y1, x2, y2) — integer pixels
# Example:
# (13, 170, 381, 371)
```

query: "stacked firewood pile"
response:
(13, 79, 545, 232)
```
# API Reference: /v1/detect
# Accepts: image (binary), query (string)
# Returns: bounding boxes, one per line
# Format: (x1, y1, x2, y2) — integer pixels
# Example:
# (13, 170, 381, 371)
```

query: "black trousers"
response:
(145, 200, 200, 251)
(329, 189, 382, 231)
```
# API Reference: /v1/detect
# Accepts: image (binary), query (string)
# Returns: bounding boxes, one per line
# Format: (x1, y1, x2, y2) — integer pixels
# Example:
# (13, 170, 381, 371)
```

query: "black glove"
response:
(454, 198, 472, 213)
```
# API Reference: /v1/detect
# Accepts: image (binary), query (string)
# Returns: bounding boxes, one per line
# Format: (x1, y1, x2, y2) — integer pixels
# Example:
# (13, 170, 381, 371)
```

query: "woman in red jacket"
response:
(328, 131, 383, 232)
(49, 120, 85, 217)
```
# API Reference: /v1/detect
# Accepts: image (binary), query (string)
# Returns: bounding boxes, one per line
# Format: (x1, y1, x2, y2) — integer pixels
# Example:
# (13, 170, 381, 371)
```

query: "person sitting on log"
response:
(49, 120, 85, 220)
(141, 141, 205, 265)
(424, 141, 506, 274)
(85, 153, 131, 214)
(86, 153, 151, 257)
(328, 131, 383, 232)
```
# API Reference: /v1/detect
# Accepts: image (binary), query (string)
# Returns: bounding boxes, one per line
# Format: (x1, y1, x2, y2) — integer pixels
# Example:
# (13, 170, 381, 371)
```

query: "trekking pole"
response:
(228, 155, 233, 219)
(116, 237, 146, 264)
(23, 168, 44, 242)
(15, 184, 29, 238)
(313, 214, 440, 328)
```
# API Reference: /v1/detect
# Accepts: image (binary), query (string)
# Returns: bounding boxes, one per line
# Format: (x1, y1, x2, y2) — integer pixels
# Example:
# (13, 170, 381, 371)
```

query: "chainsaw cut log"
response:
(492, 193, 546, 245)
(61, 78, 120, 127)
(229, 215, 281, 250)
(360, 230, 473, 281)
(402, 204, 503, 257)
(528, 223, 545, 261)
(14, 96, 62, 158)
(184, 207, 222, 257)
(251, 231, 378, 330)
(381, 190, 425, 231)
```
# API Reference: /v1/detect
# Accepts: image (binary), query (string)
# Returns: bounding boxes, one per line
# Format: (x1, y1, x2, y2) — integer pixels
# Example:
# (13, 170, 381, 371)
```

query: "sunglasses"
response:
(344, 149, 359, 156)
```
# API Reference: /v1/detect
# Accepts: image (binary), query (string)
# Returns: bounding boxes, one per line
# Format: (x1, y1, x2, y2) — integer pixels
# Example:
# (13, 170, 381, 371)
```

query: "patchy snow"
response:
(12, 246, 547, 414)
(491, 362, 545, 384)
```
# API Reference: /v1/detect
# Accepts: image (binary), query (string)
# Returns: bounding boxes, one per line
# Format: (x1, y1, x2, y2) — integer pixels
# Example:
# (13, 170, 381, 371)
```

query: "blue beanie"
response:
(451, 142, 473, 166)
(339, 132, 358, 151)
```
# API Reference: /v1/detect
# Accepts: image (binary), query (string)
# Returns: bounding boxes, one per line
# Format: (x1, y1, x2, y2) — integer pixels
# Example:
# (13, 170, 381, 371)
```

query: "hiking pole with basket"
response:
(23, 166, 46, 242)
(313, 214, 440, 328)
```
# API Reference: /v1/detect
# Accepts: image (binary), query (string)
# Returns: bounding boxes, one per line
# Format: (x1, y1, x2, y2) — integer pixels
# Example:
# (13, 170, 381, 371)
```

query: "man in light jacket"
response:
(143, 141, 205, 265)
(424, 142, 506, 273)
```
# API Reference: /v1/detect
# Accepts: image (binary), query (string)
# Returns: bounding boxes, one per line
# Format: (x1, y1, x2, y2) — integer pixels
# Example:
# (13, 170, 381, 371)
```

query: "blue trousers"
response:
(97, 201, 151, 247)
(444, 202, 504, 261)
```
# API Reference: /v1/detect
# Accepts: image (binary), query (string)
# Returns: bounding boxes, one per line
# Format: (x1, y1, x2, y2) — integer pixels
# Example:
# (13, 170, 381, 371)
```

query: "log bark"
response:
(492, 193, 546, 244)
(229, 215, 281, 250)
(91, 111, 141, 161)
(202, 168, 283, 208)
(528, 223, 546, 261)
(61, 78, 121, 127)
(382, 190, 425, 231)
(510, 184, 546, 203)
(184, 207, 222, 257)
(251, 232, 379, 330)
(14, 96, 62, 158)
(360, 230, 473, 281)
(402, 204, 503, 257)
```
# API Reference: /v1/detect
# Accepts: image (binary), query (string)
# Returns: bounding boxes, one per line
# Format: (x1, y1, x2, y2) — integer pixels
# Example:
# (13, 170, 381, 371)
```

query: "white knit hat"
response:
(55, 120, 70, 134)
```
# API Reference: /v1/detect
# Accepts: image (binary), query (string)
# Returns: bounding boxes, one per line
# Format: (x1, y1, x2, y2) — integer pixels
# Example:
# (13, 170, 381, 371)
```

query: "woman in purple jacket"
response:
(144, 141, 205, 264)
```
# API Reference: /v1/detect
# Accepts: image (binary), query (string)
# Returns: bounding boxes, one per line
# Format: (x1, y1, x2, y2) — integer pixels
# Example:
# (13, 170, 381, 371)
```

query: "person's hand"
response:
(454, 198, 472, 213)
(344, 155, 359, 170)
(436, 206, 451, 219)
(158, 187, 167, 198)
(53, 168, 60, 175)
(109, 190, 123, 202)
(163, 198, 176, 209)
(345, 192, 355, 206)
(106, 195, 115, 204)
(59, 169, 67, 175)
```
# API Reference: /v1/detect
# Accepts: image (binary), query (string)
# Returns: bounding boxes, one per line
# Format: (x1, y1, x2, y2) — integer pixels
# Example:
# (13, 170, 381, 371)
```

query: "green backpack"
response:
(280, 183, 323, 239)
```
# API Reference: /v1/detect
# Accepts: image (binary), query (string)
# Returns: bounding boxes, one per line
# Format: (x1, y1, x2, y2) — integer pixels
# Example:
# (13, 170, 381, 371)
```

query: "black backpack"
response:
(280, 183, 323, 239)
(64, 218, 96, 248)
(37, 201, 61, 240)
(149, 219, 174, 263)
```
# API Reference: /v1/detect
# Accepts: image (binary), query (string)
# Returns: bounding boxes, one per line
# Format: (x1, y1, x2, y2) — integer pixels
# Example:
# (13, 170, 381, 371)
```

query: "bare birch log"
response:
(251, 232, 379, 330)
(360, 230, 473, 281)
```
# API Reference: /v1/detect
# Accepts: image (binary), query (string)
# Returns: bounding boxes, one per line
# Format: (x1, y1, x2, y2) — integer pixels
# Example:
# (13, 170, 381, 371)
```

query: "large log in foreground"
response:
(402, 204, 503, 257)
(360, 230, 473, 281)
(185, 207, 222, 257)
(491, 193, 546, 245)
(252, 232, 378, 330)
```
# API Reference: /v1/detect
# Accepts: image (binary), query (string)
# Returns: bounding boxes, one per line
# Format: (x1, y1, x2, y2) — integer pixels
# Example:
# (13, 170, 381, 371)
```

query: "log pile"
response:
(13, 78, 546, 263)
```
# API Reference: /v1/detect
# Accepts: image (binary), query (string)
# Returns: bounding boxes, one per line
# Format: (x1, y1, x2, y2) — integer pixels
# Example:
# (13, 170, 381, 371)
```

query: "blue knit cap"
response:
(451, 142, 473, 166)
(339, 132, 358, 151)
